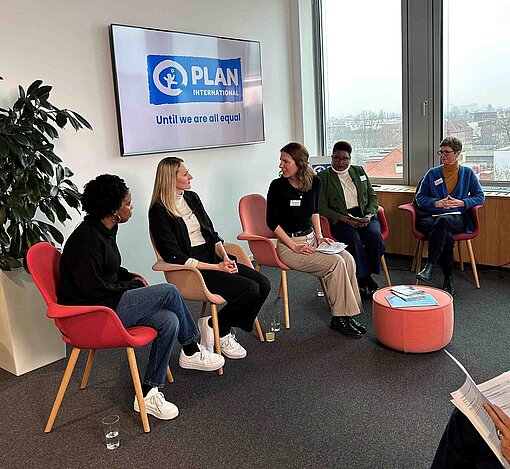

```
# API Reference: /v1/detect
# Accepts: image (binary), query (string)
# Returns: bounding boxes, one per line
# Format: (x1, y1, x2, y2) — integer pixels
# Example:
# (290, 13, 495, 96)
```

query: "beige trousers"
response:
(276, 233, 362, 317)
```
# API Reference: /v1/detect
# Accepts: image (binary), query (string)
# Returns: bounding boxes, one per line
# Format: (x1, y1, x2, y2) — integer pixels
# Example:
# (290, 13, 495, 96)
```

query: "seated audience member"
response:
(58, 174, 224, 421)
(431, 404, 510, 468)
(318, 140, 385, 296)
(415, 137, 484, 296)
(266, 142, 364, 339)
(149, 157, 271, 360)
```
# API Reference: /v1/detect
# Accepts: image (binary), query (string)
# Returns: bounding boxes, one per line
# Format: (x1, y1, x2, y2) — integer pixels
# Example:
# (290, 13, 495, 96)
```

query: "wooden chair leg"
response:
(126, 347, 150, 433)
(166, 366, 174, 384)
(210, 304, 223, 376)
(458, 241, 464, 271)
(281, 269, 290, 329)
(466, 239, 481, 288)
(45, 347, 81, 433)
(254, 317, 264, 342)
(199, 302, 208, 318)
(319, 277, 331, 308)
(381, 255, 391, 286)
(415, 240, 425, 284)
(80, 349, 95, 389)
(255, 263, 261, 272)
(411, 241, 420, 272)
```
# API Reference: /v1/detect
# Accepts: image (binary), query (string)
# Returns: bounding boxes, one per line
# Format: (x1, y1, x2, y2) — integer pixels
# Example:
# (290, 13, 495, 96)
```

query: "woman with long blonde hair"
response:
(266, 142, 364, 338)
(149, 157, 270, 359)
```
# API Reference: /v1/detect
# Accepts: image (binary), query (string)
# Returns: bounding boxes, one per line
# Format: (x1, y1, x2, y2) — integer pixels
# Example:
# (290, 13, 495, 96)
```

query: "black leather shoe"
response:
(365, 276, 379, 295)
(349, 317, 366, 334)
(442, 274, 455, 296)
(417, 262, 434, 282)
(330, 316, 363, 339)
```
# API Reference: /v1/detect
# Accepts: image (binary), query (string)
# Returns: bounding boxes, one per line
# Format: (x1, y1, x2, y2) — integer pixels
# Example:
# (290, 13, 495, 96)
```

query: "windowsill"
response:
(373, 184, 510, 197)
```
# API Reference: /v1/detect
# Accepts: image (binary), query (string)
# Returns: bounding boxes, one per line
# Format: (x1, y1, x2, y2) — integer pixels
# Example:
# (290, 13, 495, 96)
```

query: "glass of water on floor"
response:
(273, 309, 281, 332)
(102, 415, 120, 450)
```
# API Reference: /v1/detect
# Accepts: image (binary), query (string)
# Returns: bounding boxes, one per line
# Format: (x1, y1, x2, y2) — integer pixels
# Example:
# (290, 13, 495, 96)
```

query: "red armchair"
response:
(398, 203, 482, 288)
(26, 242, 173, 433)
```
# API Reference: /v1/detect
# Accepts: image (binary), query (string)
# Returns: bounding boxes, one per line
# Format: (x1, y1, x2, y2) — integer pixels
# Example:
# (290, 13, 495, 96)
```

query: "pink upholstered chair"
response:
(398, 203, 482, 288)
(237, 194, 293, 328)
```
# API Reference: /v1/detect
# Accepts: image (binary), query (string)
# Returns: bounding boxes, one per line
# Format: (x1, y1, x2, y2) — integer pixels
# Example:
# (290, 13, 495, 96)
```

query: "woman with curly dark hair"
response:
(58, 174, 224, 421)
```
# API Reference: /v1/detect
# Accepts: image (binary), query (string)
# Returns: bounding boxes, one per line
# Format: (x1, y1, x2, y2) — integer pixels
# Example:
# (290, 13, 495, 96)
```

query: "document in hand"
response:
(316, 241, 347, 254)
(445, 350, 510, 469)
(432, 211, 462, 217)
(348, 213, 370, 223)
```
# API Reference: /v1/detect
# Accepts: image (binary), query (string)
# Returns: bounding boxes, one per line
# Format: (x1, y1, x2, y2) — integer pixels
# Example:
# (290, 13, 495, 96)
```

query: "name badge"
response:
(434, 178, 444, 186)
(290, 199, 301, 207)
(360, 175, 367, 181)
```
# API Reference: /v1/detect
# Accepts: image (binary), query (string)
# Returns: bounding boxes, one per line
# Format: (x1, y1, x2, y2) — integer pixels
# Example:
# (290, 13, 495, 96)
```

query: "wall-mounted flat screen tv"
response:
(110, 24, 265, 156)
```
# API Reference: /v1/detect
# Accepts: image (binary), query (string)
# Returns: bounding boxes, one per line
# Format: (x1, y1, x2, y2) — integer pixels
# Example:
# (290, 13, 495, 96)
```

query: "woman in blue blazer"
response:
(415, 137, 484, 295)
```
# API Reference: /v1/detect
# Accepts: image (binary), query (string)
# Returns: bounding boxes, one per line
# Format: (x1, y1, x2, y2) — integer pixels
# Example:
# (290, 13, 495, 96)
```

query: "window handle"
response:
(421, 100, 428, 117)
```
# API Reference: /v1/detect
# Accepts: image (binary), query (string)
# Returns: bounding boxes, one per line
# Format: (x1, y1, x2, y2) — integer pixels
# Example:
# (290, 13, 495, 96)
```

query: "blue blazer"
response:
(415, 165, 484, 232)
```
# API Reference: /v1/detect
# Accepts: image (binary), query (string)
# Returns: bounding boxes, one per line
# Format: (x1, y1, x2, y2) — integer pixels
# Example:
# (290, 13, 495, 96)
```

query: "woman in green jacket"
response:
(318, 141, 385, 296)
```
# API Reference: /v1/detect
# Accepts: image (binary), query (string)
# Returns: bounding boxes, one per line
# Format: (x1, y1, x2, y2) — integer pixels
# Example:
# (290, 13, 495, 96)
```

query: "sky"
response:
(323, 0, 510, 118)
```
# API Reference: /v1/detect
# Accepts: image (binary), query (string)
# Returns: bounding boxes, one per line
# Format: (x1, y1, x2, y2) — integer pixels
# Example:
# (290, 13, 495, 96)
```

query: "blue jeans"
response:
(116, 283, 199, 388)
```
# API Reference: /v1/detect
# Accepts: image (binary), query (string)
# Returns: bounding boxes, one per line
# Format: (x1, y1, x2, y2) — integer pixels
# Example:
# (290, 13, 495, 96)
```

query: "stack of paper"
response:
(446, 351, 510, 469)
(390, 285, 425, 300)
(316, 241, 347, 255)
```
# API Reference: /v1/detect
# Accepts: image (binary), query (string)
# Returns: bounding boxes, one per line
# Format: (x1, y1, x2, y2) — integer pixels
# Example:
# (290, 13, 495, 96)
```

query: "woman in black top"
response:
(58, 174, 224, 421)
(149, 157, 270, 360)
(266, 142, 364, 338)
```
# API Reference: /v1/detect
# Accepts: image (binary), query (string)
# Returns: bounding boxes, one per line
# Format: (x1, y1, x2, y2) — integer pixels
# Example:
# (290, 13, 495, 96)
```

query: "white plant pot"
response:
(0, 267, 65, 376)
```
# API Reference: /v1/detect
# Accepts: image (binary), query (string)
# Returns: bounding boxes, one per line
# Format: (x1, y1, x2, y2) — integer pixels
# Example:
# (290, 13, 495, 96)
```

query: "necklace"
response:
(289, 178, 303, 199)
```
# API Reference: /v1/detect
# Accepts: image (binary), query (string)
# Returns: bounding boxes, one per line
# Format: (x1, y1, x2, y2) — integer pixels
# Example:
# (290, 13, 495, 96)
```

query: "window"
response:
(318, 0, 510, 186)
(443, 0, 510, 183)
(320, 0, 403, 179)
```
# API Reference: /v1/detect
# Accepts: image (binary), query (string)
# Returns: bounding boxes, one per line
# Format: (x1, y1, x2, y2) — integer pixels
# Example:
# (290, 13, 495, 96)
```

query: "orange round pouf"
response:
(372, 286, 454, 353)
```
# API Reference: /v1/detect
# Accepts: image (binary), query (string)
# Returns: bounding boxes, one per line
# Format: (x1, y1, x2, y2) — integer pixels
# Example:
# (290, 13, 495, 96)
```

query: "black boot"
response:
(417, 262, 434, 282)
(330, 316, 362, 339)
(349, 316, 366, 334)
(442, 274, 455, 296)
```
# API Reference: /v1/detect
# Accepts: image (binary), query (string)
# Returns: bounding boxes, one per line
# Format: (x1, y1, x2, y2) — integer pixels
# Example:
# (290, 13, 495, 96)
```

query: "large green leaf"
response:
(27, 80, 43, 95)
(71, 111, 93, 130)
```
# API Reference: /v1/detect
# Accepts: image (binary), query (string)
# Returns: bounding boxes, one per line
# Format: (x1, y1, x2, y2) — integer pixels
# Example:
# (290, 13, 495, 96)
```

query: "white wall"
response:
(1, 0, 305, 282)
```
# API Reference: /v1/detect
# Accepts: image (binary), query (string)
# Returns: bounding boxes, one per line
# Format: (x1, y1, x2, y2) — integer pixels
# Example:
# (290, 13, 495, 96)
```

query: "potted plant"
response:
(0, 76, 92, 270)
(0, 76, 92, 375)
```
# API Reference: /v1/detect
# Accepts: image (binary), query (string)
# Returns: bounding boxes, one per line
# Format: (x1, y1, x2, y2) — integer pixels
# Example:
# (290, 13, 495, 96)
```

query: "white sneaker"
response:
(133, 387, 179, 420)
(198, 316, 214, 352)
(220, 332, 247, 359)
(179, 345, 225, 371)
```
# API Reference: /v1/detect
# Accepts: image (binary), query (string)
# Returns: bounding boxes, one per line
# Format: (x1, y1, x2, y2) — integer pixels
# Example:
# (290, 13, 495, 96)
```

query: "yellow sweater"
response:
(442, 161, 459, 194)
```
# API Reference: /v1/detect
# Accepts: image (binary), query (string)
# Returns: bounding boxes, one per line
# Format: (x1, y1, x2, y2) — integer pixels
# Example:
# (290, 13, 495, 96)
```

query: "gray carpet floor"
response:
(1, 256, 509, 469)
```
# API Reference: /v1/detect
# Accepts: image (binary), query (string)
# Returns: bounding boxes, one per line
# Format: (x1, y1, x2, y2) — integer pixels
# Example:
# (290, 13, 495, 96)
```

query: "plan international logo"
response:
(147, 55, 243, 105)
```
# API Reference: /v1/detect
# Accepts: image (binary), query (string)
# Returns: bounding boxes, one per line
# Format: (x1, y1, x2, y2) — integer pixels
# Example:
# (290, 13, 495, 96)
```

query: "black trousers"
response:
(417, 214, 465, 276)
(192, 244, 271, 335)
(330, 208, 385, 279)
(431, 408, 501, 469)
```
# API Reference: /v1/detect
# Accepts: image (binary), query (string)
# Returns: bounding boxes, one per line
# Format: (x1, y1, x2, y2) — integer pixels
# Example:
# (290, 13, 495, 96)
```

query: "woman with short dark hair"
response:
(415, 137, 484, 295)
(318, 140, 385, 296)
(58, 174, 224, 421)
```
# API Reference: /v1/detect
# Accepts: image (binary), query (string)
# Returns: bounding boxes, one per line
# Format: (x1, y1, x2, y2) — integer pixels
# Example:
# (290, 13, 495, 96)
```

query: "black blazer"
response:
(148, 191, 223, 265)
